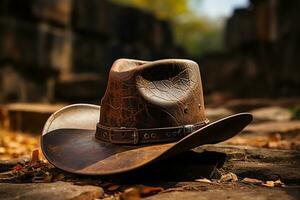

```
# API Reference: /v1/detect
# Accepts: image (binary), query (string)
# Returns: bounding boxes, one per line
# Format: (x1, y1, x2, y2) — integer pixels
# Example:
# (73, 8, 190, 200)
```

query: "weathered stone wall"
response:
(202, 0, 300, 97)
(0, 0, 180, 103)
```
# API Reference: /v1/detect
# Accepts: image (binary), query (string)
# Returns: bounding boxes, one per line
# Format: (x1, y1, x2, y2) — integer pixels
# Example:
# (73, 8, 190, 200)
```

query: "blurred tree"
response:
(110, 0, 223, 57)
(174, 14, 224, 57)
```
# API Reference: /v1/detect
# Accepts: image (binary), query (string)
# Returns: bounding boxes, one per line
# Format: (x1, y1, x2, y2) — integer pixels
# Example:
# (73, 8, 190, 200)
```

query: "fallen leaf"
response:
(262, 180, 284, 187)
(242, 177, 263, 185)
(30, 149, 39, 166)
(12, 164, 23, 171)
(220, 173, 238, 182)
(273, 180, 285, 187)
(263, 181, 275, 187)
(140, 186, 163, 197)
(195, 178, 212, 183)
(120, 187, 141, 200)
(108, 185, 120, 191)
(0, 131, 39, 160)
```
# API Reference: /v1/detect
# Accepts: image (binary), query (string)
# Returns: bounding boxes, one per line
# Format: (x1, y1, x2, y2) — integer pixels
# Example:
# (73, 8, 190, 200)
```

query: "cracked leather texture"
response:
(100, 59, 206, 129)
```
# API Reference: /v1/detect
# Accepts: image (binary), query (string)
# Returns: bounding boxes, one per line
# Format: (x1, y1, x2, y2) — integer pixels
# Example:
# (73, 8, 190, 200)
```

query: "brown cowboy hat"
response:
(41, 59, 252, 175)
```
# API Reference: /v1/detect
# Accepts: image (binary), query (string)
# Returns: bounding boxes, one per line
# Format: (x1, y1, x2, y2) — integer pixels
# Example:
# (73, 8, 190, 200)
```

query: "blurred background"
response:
(0, 0, 299, 104)
(1, 0, 300, 160)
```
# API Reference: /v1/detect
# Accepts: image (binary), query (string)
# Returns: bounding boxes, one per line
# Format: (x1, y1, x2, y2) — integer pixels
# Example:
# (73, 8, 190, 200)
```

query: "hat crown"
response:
(99, 59, 206, 129)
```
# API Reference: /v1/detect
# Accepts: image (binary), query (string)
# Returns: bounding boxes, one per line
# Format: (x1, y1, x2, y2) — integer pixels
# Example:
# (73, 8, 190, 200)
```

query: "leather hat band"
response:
(95, 120, 209, 145)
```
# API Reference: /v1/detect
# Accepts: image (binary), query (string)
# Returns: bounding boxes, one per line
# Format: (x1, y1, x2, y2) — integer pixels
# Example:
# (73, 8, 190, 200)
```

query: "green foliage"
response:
(173, 14, 224, 57)
(111, 0, 190, 19)
(110, 0, 224, 57)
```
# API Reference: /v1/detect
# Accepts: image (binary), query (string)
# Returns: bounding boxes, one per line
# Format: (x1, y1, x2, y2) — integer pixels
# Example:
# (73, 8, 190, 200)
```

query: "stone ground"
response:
(0, 98, 300, 200)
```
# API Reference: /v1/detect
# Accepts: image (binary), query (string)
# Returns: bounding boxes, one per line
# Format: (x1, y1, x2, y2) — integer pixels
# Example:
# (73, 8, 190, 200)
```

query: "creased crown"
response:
(99, 58, 206, 129)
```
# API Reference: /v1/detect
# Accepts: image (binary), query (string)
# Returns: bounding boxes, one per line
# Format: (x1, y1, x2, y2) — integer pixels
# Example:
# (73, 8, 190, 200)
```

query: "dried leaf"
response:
(0, 131, 39, 160)
(108, 185, 120, 191)
(273, 180, 285, 187)
(12, 164, 23, 171)
(195, 178, 212, 183)
(263, 181, 275, 187)
(262, 180, 284, 187)
(30, 149, 39, 166)
(220, 173, 238, 182)
(140, 186, 163, 197)
(120, 188, 141, 200)
(242, 177, 263, 185)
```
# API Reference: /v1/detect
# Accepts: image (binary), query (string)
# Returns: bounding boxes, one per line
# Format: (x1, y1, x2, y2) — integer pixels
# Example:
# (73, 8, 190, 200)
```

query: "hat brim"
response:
(41, 104, 252, 175)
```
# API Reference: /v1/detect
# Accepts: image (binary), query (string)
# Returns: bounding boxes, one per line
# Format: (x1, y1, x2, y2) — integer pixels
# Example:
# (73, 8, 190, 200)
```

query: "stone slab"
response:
(104, 145, 300, 185)
(32, 0, 72, 25)
(197, 145, 300, 184)
(1, 144, 299, 200)
(251, 107, 292, 122)
(55, 73, 105, 102)
(0, 181, 103, 200)
(0, 0, 71, 25)
(227, 120, 300, 149)
(0, 66, 55, 102)
(3, 103, 65, 134)
(0, 18, 71, 71)
(205, 107, 233, 121)
(72, 0, 172, 47)
(223, 98, 300, 112)
(145, 188, 299, 200)
(72, 35, 110, 74)
(245, 121, 300, 134)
